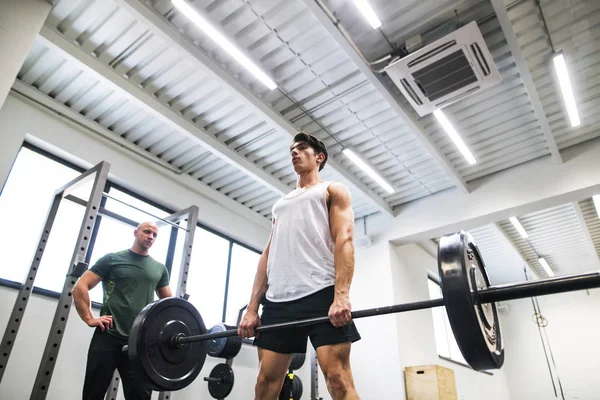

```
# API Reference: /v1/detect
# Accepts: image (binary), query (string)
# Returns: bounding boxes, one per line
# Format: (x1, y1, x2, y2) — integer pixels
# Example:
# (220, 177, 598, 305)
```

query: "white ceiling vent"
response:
(384, 21, 502, 117)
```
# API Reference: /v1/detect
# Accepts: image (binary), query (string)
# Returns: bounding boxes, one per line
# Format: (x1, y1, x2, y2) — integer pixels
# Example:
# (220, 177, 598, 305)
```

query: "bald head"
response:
(136, 221, 159, 231)
(131, 221, 159, 255)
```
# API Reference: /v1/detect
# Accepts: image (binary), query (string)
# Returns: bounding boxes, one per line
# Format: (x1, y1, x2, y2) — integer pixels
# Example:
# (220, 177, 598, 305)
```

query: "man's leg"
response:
(253, 295, 309, 399)
(255, 348, 293, 399)
(316, 343, 360, 400)
(82, 329, 120, 400)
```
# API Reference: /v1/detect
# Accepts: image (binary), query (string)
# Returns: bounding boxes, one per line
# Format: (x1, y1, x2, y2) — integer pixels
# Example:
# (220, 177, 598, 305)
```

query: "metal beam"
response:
(571, 201, 600, 268)
(112, 0, 394, 216)
(300, 0, 470, 194)
(11, 81, 272, 230)
(38, 26, 291, 196)
(490, 0, 563, 164)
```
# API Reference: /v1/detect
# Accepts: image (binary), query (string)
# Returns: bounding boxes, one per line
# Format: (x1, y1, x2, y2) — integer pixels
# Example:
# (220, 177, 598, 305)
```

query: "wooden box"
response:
(404, 365, 458, 400)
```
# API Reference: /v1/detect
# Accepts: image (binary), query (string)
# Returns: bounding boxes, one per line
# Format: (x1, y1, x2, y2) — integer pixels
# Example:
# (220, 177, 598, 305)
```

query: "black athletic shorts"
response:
(254, 285, 361, 354)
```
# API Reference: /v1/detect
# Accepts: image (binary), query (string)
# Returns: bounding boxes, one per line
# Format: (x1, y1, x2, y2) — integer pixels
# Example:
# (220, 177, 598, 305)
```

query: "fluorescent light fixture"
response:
(593, 194, 600, 219)
(509, 216, 529, 239)
(433, 110, 476, 165)
(171, 0, 277, 90)
(353, 0, 382, 29)
(553, 53, 580, 127)
(538, 257, 554, 277)
(342, 148, 395, 194)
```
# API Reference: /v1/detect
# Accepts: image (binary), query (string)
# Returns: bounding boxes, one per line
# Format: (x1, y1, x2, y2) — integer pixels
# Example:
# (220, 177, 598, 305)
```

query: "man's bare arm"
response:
(156, 285, 173, 299)
(328, 182, 355, 327)
(72, 271, 113, 331)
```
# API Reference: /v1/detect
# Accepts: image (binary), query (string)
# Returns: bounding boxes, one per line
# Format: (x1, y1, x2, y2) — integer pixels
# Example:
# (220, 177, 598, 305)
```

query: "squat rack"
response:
(0, 161, 199, 400)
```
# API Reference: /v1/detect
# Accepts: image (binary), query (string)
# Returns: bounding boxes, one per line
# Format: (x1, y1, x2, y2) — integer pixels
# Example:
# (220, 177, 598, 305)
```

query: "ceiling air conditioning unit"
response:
(384, 21, 501, 117)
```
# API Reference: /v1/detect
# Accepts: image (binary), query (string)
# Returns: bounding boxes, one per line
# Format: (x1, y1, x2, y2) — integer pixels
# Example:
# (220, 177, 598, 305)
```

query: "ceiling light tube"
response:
(509, 216, 529, 239)
(342, 148, 395, 194)
(352, 0, 382, 29)
(593, 194, 600, 219)
(172, 0, 277, 90)
(538, 257, 554, 277)
(553, 53, 580, 127)
(433, 109, 476, 165)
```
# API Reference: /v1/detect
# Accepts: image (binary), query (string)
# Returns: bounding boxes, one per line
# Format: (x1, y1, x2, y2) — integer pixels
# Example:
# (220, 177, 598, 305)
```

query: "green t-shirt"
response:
(90, 249, 169, 339)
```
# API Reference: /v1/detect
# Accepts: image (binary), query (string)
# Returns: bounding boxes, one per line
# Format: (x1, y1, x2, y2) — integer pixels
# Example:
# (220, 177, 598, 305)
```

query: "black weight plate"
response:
(438, 231, 504, 371)
(206, 324, 227, 357)
(207, 363, 235, 399)
(128, 297, 207, 391)
(206, 323, 242, 359)
(221, 324, 242, 359)
(289, 353, 306, 370)
(292, 375, 303, 399)
(279, 374, 303, 400)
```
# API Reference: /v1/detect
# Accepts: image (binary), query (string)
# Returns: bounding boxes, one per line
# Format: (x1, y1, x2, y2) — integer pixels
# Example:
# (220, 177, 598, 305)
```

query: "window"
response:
(0, 143, 262, 328)
(167, 219, 192, 298)
(428, 278, 467, 364)
(0, 147, 81, 287)
(184, 228, 230, 327)
(225, 244, 261, 325)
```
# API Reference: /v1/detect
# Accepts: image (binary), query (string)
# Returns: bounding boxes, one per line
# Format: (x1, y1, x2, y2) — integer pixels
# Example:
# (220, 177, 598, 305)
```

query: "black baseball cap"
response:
(291, 132, 328, 171)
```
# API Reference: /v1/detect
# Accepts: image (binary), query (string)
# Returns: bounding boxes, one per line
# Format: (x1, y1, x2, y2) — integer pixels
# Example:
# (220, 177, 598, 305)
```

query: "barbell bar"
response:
(157, 270, 600, 348)
(122, 231, 600, 392)
(120, 298, 445, 352)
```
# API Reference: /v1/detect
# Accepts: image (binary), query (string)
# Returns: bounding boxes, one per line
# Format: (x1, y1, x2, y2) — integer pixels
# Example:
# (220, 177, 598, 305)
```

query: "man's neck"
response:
(130, 246, 149, 256)
(296, 170, 321, 189)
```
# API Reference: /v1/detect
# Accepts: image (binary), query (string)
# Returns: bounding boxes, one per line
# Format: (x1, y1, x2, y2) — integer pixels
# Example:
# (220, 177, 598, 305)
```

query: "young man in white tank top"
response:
(238, 132, 361, 399)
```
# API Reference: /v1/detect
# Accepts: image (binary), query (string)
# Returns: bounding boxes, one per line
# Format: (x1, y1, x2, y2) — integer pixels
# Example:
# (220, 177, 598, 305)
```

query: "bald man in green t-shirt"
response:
(73, 221, 173, 400)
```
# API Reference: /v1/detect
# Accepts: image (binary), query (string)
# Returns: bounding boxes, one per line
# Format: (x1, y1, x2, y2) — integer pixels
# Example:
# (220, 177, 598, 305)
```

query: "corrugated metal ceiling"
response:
(497, 202, 600, 278)
(18, 36, 286, 219)
(9, 0, 600, 246)
(325, 0, 554, 182)
(579, 198, 600, 259)
(507, 0, 600, 150)
(457, 198, 600, 283)
(156, 0, 456, 204)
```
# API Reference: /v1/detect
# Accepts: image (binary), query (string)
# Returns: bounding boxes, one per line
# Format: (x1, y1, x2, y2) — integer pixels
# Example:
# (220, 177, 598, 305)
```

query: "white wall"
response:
(501, 289, 600, 400)
(350, 240, 406, 398)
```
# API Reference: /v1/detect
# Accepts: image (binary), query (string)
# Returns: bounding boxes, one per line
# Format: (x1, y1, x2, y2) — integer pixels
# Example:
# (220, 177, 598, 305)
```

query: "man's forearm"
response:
(334, 239, 355, 297)
(73, 287, 94, 324)
(247, 255, 269, 312)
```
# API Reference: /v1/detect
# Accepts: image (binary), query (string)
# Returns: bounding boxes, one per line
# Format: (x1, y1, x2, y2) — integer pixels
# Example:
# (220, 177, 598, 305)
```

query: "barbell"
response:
(122, 231, 600, 392)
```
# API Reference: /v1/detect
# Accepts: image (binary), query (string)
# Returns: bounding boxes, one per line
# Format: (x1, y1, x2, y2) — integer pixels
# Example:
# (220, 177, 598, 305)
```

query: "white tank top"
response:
(265, 181, 335, 302)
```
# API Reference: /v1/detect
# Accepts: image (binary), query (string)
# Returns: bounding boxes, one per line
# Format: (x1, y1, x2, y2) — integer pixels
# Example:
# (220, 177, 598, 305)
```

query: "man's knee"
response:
(256, 368, 284, 386)
(324, 368, 351, 394)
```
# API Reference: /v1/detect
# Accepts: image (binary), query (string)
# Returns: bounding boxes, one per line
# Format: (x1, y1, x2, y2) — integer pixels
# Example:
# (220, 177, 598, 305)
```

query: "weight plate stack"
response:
(206, 323, 242, 359)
